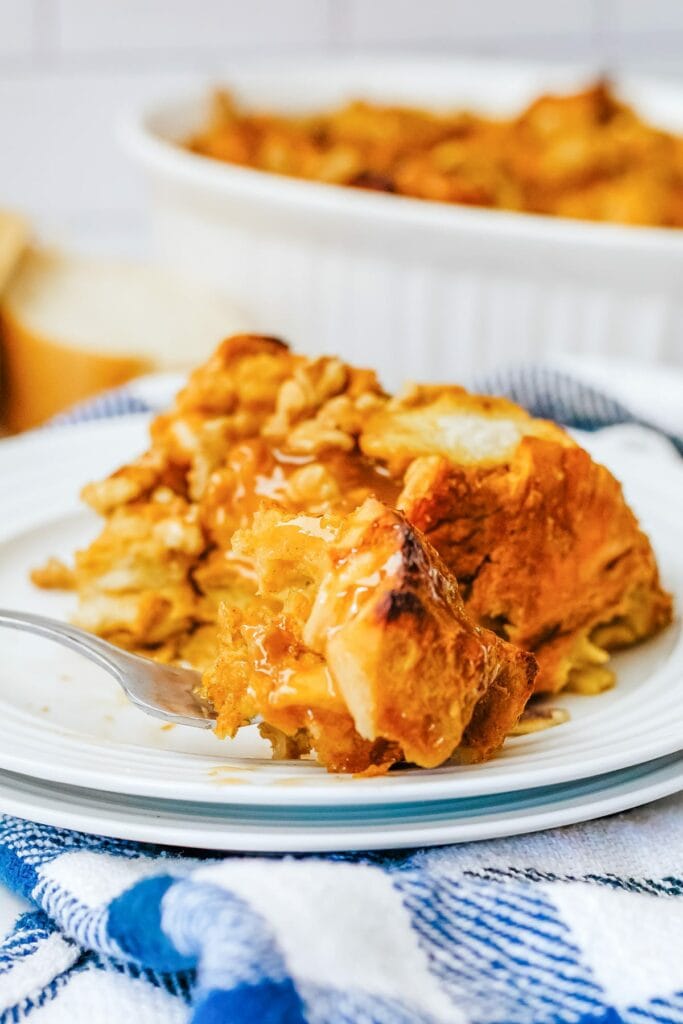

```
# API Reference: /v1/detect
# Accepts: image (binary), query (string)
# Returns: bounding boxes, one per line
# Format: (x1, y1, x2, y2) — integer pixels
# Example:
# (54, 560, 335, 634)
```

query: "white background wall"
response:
(1, 0, 682, 254)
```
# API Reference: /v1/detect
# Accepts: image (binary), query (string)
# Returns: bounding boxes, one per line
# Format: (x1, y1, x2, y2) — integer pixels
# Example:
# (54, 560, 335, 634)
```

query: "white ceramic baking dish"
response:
(122, 57, 683, 387)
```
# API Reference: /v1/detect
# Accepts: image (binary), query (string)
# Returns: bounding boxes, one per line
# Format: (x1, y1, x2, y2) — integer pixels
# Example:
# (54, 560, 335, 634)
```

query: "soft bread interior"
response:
(361, 387, 571, 472)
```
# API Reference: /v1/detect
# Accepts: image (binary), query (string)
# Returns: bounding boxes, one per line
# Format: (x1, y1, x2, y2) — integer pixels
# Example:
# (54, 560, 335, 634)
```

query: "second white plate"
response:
(0, 755, 680, 852)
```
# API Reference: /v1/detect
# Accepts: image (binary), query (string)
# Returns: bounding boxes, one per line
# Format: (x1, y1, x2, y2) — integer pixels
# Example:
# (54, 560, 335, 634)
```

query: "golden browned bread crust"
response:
(397, 437, 672, 692)
(203, 500, 536, 772)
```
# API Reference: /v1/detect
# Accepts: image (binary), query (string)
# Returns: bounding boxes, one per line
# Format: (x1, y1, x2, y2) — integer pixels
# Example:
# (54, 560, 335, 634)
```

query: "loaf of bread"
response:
(0, 210, 28, 295)
(1, 248, 249, 430)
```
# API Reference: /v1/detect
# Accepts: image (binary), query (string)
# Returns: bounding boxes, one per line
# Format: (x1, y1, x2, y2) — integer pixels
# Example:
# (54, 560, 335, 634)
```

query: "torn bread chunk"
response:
(360, 387, 672, 694)
(202, 499, 537, 773)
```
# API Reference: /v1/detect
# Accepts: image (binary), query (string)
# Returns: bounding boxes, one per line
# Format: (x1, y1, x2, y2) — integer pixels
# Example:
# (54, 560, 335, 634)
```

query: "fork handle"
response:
(0, 608, 125, 681)
(0, 607, 215, 729)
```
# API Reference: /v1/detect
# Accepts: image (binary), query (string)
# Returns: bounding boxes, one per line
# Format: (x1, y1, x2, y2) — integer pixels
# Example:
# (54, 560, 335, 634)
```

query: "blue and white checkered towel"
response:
(1, 366, 682, 1024)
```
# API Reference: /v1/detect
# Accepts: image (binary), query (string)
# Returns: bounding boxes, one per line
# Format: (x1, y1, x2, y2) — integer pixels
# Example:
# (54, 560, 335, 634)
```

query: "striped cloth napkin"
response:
(1, 366, 682, 1024)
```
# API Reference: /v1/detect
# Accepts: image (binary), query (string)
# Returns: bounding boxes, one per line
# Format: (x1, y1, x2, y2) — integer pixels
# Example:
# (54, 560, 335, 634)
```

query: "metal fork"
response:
(0, 609, 216, 729)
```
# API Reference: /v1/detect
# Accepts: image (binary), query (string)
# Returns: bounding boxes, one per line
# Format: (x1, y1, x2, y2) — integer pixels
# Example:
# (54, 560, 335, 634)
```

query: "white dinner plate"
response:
(0, 417, 681, 814)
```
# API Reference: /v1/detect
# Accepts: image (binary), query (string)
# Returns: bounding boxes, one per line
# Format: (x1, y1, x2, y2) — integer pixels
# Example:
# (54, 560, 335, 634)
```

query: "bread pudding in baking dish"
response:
(33, 334, 672, 772)
(185, 81, 683, 228)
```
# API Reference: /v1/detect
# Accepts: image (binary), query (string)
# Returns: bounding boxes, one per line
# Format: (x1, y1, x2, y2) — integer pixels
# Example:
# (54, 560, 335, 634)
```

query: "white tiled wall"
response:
(55, 0, 332, 55)
(344, 0, 597, 46)
(0, 1, 35, 55)
(1, 0, 682, 254)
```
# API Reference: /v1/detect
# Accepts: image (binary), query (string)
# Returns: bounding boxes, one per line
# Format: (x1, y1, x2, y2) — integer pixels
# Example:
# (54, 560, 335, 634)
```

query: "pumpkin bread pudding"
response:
(33, 334, 672, 771)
